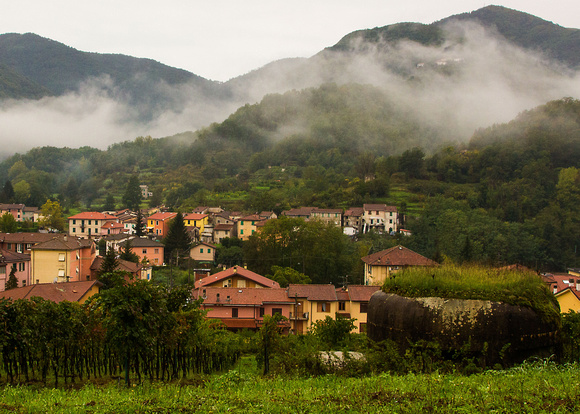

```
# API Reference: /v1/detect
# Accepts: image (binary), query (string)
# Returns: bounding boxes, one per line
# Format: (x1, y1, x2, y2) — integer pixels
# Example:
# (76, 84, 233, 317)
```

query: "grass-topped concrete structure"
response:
(367, 265, 561, 368)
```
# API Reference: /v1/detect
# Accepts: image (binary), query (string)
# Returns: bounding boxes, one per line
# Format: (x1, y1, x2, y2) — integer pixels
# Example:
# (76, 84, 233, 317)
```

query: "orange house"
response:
(118, 237, 165, 266)
(147, 212, 177, 238)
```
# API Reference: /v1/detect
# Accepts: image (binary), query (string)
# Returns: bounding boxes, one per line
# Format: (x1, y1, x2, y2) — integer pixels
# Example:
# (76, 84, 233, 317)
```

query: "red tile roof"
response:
(0, 249, 30, 263)
(31, 236, 93, 251)
(90, 256, 142, 274)
(287, 284, 338, 301)
(184, 213, 208, 221)
(361, 245, 437, 267)
(0, 280, 101, 303)
(363, 204, 397, 212)
(68, 212, 118, 220)
(0, 232, 68, 244)
(195, 266, 280, 289)
(194, 287, 292, 305)
(344, 207, 364, 216)
(346, 285, 381, 302)
(148, 212, 177, 221)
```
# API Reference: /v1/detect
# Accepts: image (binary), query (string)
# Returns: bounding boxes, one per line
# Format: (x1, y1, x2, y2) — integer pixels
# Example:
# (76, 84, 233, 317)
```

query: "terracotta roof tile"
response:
(0, 280, 101, 303)
(68, 212, 118, 220)
(347, 285, 381, 302)
(195, 266, 280, 289)
(287, 284, 338, 301)
(31, 236, 93, 251)
(194, 287, 292, 305)
(362, 245, 437, 267)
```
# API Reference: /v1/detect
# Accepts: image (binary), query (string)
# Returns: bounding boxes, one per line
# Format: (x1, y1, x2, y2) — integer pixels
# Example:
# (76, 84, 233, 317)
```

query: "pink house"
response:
(0, 249, 30, 291)
(193, 287, 293, 332)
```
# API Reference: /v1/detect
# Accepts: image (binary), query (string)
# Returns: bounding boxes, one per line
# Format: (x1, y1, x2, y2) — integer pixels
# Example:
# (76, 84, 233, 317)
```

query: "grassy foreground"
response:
(1, 359, 580, 413)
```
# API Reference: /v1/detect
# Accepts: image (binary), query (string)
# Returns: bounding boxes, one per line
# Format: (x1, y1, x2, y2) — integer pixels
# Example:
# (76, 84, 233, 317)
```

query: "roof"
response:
(118, 237, 164, 248)
(194, 287, 293, 305)
(102, 221, 124, 229)
(239, 214, 263, 221)
(363, 204, 397, 212)
(214, 223, 234, 231)
(544, 273, 580, 294)
(344, 207, 364, 216)
(0, 204, 25, 210)
(312, 208, 343, 214)
(193, 242, 216, 249)
(90, 256, 143, 274)
(184, 213, 208, 221)
(283, 207, 315, 217)
(0, 232, 68, 244)
(0, 280, 102, 303)
(31, 236, 93, 251)
(361, 245, 437, 267)
(195, 266, 280, 289)
(0, 249, 30, 263)
(346, 285, 381, 302)
(68, 212, 118, 220)
(287, 284, 338, 301)
(147, 212, 177, 221)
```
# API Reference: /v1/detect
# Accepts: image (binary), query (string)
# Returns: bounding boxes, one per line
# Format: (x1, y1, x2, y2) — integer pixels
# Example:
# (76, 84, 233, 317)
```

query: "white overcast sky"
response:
(1, 1, 579, 82)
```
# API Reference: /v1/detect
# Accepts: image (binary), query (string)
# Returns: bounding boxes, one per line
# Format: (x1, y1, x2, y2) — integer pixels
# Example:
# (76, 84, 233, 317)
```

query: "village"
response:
(0, 200, 577, 336)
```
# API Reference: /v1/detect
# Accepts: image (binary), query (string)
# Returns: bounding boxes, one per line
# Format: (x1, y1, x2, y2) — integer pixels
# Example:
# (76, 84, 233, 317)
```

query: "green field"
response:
(2, 358, 580, 413)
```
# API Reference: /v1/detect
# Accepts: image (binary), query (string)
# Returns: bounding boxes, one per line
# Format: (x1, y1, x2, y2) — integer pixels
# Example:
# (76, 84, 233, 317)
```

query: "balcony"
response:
(289, 312, 309, 321)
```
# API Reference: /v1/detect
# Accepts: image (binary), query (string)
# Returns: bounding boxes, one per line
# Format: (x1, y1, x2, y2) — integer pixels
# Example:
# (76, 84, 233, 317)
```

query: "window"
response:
(272, 308, 282, 316)
(232, 308, 238, 318)
(0, 266, 5, 275)
(58, 253, 65, 262)
(259, 307, 265, 317)
(17, 244, 22, 253)
(359, 323, 367, 333)
(87, 220, 91, 225)
(240, 229, 244, 235)
(154, 258, 159, 264)
(142, 249, 147, 254)
(154, 248, 159, 254)
(200, 248, 204, 253)
(207, 248, 211, 253)
(58, 269, 65, 277)
(73, 219, 76, 224)
(339, 301, 346, 311)
(241, 221, 244, 225)
(360, 302, 368, 313)
(22, 280, 26, 287)
(73, 228, 76, 233)
(317, 302, 330, 312)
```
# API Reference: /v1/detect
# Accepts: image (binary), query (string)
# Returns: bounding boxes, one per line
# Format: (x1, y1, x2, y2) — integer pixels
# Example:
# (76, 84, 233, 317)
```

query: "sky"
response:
(1, 0, 579, 82)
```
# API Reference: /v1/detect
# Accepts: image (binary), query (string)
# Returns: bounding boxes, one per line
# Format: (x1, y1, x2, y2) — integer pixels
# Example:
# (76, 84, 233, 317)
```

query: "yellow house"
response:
(362, 245, 437, 285)
(342, 285, 381, 333)
(237, 214, 265, 241)
(184, 213, 209, 234)
(30, 236, 96, 284)
(287, 284, 339, 334)
(555, 288, 580, 313)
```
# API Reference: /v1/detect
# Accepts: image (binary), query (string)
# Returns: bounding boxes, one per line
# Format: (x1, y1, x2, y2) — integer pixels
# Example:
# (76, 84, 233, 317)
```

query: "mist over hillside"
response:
(0, 6, 579, 159)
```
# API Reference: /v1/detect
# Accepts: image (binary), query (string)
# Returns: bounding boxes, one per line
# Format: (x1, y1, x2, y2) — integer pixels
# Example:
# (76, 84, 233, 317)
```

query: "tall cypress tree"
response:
(135, 210, 145, 237)
(164, 212, 192, 264)
(123, 175, 142, 211)
(5, 264, 18, 290)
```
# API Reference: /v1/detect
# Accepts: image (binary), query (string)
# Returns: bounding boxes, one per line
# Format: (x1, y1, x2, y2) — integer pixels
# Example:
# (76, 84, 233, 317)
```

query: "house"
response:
(30, 236, 97, 284)
(146, 212, 177, 238)
(0, 280, 102, 304)
(90, 256, 148, 281)
(0, 232, 67, 254)
(0, 249, 30, 291)
(22, 206, 39, 222)
(140, 185, 153, 199)
(101, 221, 125, 235)
(282, 207, 316, 220)
(100, 234, 133, 255)
(68, 212, 119, 238)
(237, 214, 266, 241)
(287, 284, 338, 334)
(213, 223, 235, 244)
(213, 213, 236, 226)
(184, 213, 209, 233)
(542, 272, 580, 313)
(343, 207, 364, 235)
(258, 211, 278, 220)
(343, 285, 381, 333)
(195, 265, 280, 289)
(117, 237, 164, 266)
(310, 208, 343, 227)
(193, 287, 293, 332)
(362, 204, 398, 234)
(190, 242, 216, 264)
(361, 245, 437, 285)
(0, 203, 25, 221)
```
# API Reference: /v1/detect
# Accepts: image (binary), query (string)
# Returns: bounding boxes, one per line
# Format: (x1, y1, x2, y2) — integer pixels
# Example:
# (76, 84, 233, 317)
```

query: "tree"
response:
(99, 247, 119, 276)
(13, 180, 31, 203)
(163, 212, 192, 264)
(311, 314, 356, 349)
(0, 212, 18, 233)
(103, 194, 116, 211)
(39, 200, 65, 232)
(268, 266, 311, 288)
(123, 175, 142, 211)
(135, 210, 145, 237)
(119, 239, 140, 263)
(0, 180, 14, 203)
(399, 147, 425, 179)
(5, 264, 18, 290)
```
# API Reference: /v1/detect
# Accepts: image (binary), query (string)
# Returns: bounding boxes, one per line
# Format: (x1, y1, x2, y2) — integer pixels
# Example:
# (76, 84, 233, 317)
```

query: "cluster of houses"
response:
(0, 203, 40, 222)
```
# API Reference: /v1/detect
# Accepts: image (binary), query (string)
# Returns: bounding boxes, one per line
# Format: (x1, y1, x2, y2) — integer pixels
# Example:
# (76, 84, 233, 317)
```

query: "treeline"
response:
(0, 282, 241, 386)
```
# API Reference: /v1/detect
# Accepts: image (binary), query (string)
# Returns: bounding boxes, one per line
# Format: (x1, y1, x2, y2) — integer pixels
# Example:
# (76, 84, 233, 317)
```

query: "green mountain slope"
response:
(0, 64, 51, 100)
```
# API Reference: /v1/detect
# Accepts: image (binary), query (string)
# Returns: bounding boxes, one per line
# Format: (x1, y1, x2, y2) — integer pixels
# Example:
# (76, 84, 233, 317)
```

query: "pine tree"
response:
(119, 239, 140, 263)
(164, 212, 192, 264)
(123, 175, 142, 211)
(0, 180, 14, 203)
(5, 264, 18, 290)
(99, 247, 119, 276)
(135, 210, 145, 237)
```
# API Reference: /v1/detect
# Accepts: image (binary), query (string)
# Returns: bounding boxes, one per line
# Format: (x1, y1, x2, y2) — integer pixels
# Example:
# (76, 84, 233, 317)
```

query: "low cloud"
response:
(1, 20, 579, 160)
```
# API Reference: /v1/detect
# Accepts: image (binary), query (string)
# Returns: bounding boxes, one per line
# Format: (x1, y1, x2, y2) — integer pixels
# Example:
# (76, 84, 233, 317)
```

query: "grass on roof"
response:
(382, 265, 560, 324)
